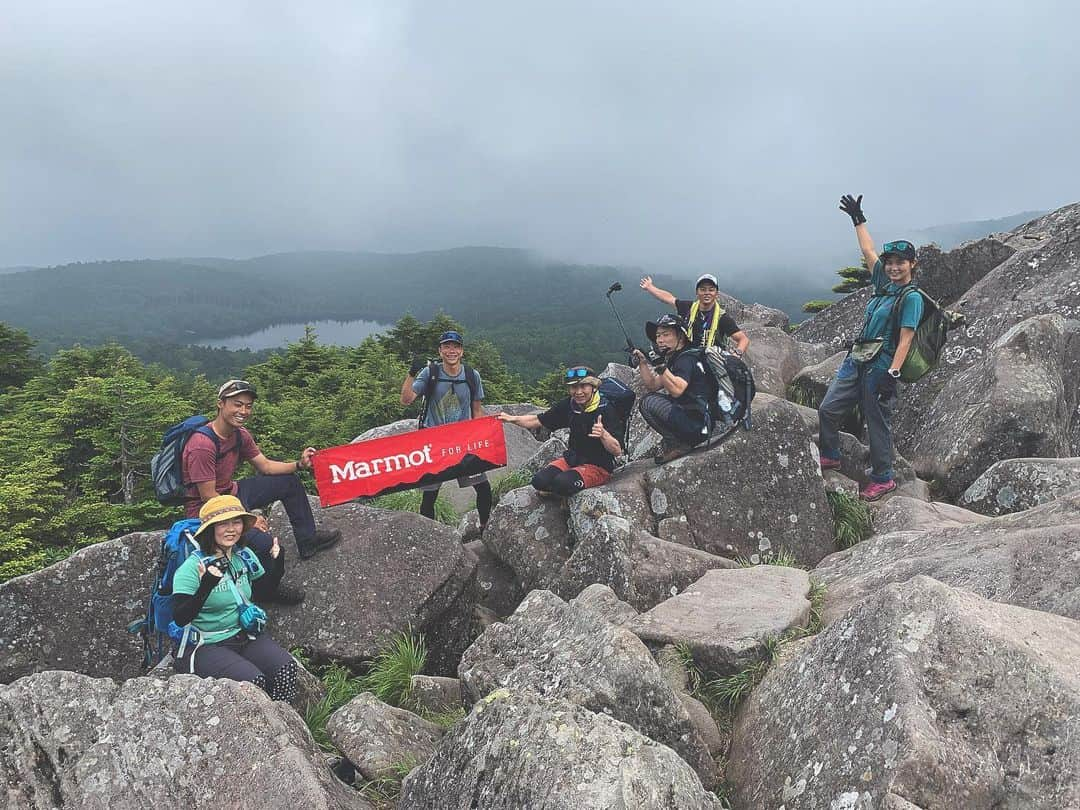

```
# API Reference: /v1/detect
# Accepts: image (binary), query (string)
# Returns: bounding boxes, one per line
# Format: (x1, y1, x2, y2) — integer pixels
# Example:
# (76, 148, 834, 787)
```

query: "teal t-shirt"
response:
(859, 259, 924, 370)
(172, 549, 264, 642)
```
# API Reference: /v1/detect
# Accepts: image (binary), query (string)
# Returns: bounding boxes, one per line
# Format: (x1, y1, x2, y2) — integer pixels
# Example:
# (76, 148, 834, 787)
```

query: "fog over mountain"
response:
(2, 1, 1077, 275)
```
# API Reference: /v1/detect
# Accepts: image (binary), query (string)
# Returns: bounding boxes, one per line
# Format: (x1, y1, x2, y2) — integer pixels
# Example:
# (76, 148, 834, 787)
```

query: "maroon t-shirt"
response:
(181, 426, 261, 517)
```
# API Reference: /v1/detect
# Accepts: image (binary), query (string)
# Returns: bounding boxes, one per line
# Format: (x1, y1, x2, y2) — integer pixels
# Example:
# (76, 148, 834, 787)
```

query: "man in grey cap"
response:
(639, 273, 750, 355)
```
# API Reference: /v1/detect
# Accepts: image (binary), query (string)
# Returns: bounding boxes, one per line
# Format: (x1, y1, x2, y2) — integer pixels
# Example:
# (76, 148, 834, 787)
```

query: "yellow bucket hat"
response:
(194, 494, 256, 540)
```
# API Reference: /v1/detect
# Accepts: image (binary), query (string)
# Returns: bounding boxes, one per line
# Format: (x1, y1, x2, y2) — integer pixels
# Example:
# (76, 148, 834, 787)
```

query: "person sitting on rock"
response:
(497, 366, 624, 496)
(818, 194, 923, 501)
(171, 495, 298, 703)
(182, 379, 342, 605)
(639, 273, 750, 355)
(633, 314, 714, 464)
(400, 330, 493, 527)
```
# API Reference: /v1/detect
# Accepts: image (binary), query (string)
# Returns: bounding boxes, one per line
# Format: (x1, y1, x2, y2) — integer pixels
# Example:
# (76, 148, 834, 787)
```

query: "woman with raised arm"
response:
(817, 194, 923, 501)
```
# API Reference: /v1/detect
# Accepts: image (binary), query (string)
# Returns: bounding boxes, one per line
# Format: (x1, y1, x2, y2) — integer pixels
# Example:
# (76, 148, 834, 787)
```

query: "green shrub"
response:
(302, 662, 367, 752)
(801, 300, 833, 314)
(360, 628, 427, 707)
(371, 489, 458, 526)
(827, 490, 874, 549)
(491, 469, 530, 506)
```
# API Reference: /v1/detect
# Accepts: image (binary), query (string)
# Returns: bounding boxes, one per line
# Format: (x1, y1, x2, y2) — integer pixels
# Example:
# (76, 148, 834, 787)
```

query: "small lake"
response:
(199, 319, 392, 351)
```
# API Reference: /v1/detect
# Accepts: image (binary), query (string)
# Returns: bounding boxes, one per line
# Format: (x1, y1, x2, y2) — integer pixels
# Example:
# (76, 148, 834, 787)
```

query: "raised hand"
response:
(254, 514, 270, 533)
(298, 447, 316, 470)
(839, 194, 866, 226)
(408, 357, 427, 377)
(589, 414, 605, 439)
(270, 536, 280, 559)
(639, 276, 655, 291)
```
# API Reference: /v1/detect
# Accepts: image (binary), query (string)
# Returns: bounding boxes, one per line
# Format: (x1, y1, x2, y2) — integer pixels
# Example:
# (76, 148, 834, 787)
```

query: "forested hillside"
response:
(0, 315, 528, 582)
(0, 247, 821, 382)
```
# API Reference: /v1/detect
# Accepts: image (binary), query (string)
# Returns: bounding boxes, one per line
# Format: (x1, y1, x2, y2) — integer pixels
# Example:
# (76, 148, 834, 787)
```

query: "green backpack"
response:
(888, 285, 966, 383)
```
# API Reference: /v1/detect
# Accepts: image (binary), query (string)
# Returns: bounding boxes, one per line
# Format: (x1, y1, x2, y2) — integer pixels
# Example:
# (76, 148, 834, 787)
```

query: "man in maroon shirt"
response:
(182, 379, 342, 603)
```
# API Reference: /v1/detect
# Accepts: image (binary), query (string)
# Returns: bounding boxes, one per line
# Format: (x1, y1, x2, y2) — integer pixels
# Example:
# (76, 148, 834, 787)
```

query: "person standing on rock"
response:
(497, 366, 624, 496)
(632, 314, 715, 464)
(171, 495, 298, 703)
(639, 273, 751, 355)
(818, 194, 924, 501)
(182, 379, 343, 605)
(400, 330, 493, 527)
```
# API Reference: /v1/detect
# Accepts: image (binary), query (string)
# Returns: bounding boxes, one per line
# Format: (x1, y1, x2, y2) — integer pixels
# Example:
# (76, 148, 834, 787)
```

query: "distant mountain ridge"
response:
(906, 211, 1046, 251)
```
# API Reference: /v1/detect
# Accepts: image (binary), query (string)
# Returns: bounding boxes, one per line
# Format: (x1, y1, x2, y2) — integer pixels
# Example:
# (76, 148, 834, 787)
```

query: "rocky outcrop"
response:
(569, 583, 639, 627)
(814, 492, 1080, 625)
(719, 291, 791, 330)
(408, 675, 462, 715)
(398, 691, 722, 809)
(729, 575, 1080, 809)
(871, 495, 989, 534)
(325, 692, 443, 782)
(268, 501, 478, 674)
(0, 671, 370, 810)
(959, 456, 1080, 516)
(457, 589, 716, 786)
(0, 530, 161, 683)
(646, 397, 835, 567)
(742, 324, 831, 397)
(629, 566, 811, 676)
(463, 539, 523, 618)
(787, 349, 845, 411)
(481, 487, 572, 593)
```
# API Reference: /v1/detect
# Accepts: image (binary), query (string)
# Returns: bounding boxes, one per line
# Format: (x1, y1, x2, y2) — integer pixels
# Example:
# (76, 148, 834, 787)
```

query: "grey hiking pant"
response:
(818, 356, 897, 484)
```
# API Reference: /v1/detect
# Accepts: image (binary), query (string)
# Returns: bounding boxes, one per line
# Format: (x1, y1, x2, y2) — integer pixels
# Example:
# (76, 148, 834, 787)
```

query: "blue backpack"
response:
(150, 416, 239, 505)
(128, 518, 260, 670)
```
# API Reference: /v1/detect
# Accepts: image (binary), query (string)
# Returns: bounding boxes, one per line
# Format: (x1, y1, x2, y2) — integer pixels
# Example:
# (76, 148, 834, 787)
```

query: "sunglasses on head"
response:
(882, 241, 914, 254)
(565, 366, 592, 380)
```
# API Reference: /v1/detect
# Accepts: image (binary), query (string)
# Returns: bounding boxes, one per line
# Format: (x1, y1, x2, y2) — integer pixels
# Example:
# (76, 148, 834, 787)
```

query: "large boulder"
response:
(458, 589, 716, 786)
(719, 291, 791, 330)
(787, 349, 846, 411)
(871, 495, 989, 534)
(729, 575, 1080, 809)
(0, 671, 370, 810)
(398, 691, 722, 809)
(646, 397, 835, 567)
(742, 324, 832, 397)
(325, 692, 443, 782)
(569, 583, 639, 627)
(0, 530, 160, 684)
(481, 486, 572, 592)
(629, 566, 812, 676)
(813, 491, 1080, 625)
(958, 456, 1080, 517)
(268, 501, 478, 674)
(464, 539, 523, 618)
(900, 313, 1077, 498)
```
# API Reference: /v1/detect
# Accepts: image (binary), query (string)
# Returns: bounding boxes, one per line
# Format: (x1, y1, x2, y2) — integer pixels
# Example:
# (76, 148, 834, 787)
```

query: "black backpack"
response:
(699, 346, 757, 430)
(418, 362, 482, 428)
(596, 377, 635, 454)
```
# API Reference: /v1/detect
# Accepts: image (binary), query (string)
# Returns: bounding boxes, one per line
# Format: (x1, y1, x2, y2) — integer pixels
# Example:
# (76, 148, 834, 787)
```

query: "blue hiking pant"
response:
(817, 356, 897, 484)
(639, 392, 712, 447)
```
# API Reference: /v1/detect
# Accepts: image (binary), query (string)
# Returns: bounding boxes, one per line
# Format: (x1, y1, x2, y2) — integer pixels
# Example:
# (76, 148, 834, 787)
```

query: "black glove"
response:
(647, 348, 667, 373)
(877, 372, 898, 400)
(624, 346, 642, 369)
(839, 194, 866, 227)
(408, 357, 427, 377)
(202, 558, 226, 580)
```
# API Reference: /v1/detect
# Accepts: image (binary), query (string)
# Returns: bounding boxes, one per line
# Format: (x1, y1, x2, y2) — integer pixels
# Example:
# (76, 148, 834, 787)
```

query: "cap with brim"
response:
(695, 273, 719, 289)
(646, 314, 690, 344)
(194, 494, 257, 540)
(439, 331, 464, 345)
(881, 240, 917, 261)
(217, 379, 257, 400)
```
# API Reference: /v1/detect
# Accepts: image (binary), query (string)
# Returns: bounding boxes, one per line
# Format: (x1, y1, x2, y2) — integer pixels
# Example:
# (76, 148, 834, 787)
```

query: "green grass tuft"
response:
(490, 469, 531, 507)
(785, 380, 822, 410)
(418, 705, 466, 729)
(735, 545, 803, 569)
(827, 490, 874, 549)
(303, 662, 368, 752)
(360, 628, 428, 707)
(371, 489, 458, 526)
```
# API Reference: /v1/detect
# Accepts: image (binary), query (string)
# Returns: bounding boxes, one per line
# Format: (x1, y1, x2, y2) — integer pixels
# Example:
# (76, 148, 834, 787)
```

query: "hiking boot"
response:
(819, 457, 842, 471)
(263, 583, 306, 605)
(654, 444, 695, 465)
(859, 480, 897, 501)
(297, 528, 343, 560)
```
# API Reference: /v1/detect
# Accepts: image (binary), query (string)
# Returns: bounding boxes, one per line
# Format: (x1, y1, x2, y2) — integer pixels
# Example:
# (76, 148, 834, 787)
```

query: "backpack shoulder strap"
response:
(463, 365, 480, 402)
(887, 283, 922, 345)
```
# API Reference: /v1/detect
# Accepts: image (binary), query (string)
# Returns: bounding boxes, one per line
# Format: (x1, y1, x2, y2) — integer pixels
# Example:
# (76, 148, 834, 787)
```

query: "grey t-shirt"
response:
(412, 364, 485, 427)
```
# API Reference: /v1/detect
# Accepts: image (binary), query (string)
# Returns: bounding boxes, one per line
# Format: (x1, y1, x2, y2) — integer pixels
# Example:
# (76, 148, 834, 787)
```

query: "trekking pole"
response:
(605, 283, 638, 360)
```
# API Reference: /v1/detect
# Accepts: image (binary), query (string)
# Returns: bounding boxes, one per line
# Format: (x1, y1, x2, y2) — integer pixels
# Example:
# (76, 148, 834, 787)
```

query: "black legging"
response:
(530, 465, 585, 497)
(421, 481, 492, 525)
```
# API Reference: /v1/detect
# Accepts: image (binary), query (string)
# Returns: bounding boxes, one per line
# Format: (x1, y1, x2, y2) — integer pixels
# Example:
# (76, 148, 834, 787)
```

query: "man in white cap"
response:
(639, 273, 750, 355)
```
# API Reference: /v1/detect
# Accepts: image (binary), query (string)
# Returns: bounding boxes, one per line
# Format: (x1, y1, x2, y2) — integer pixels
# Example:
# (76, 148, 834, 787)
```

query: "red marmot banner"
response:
(311, 417, 508, 507)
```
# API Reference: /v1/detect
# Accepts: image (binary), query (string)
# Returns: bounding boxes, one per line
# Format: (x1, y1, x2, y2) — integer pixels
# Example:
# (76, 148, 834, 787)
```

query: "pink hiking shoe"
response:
(819, 457, 842, 471)
(859, 480, 897, 501)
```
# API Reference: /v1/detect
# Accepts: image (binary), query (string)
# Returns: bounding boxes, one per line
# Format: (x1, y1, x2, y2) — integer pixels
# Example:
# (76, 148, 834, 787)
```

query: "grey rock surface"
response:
(629, 566, 811, 676)
(518, 435, 568, 477)
(326, 692, 443, 781)
(408, 674, 462, 715)
(872, 495, 989, 534)
(268, 501, 478, 674)
(0, 530, 160, 683)
(814, 492, 1080, 625)
(719, 291, 792, 330)
(481, 486, 572, 592)
(646, 397, 835, 567)
(742, 324, 831, 397)
(569, 583, 639, 627)
(458, 589, 716, 785)
(729, 575, 1080, 810)
(398, 691, 722, 809)
(959, 456, 1080, 516)
(0, 671, 370, 810)
(788, 349, 846, 410)
(464, 539, 523, 618)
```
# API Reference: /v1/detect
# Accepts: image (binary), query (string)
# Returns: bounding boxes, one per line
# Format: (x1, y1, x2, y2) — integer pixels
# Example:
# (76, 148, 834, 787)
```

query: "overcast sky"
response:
(2, 0, 1077, 276)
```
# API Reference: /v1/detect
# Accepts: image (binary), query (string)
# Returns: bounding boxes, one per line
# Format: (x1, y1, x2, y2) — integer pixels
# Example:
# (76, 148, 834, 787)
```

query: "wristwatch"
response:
(887, 368, 901, 379)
